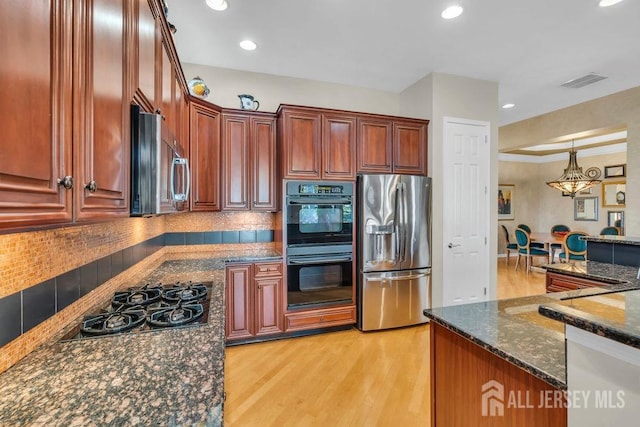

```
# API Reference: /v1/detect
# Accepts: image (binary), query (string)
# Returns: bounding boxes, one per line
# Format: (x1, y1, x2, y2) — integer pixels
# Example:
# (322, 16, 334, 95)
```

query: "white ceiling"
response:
(165, 0, 640, 125)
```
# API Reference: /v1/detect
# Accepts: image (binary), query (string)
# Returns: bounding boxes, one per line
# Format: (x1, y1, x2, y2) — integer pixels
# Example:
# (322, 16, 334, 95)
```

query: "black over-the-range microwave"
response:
(130, 105, 190, 216)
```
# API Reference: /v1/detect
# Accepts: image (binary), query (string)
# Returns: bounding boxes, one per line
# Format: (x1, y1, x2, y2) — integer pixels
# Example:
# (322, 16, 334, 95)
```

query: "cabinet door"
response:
(74, 0, 130, 220)
(251, 117, 277, 211)
(322, 114, 356, 180)
(190, 102, 221, 211)
(393, 121, 427, 175)
(357, 118, 392, 173)
(221, 114, 250, 210)
(0, 0, 73, 229)
(135, 0, 158, 110)
(226, 264, 253, 340)
(255, 276, 283, 336)
(280, 109, 321, 179)
(159, 41, 174, 133)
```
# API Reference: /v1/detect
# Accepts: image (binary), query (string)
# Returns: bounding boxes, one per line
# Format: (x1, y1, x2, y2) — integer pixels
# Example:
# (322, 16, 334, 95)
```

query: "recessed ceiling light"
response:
(205, 0, 228, 11)
(441, 5, 464, 19)
(598, 0, 623, 7)
(502, 103, 515, 109)
(239, 40, 257, 51)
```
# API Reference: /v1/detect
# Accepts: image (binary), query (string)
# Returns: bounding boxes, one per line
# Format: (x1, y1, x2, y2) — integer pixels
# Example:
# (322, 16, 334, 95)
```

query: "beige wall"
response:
(402, 73, 499, 306)
(500, 86, 640, 236)
(183, 63, 401, 116)
(498, 151, 627, 254)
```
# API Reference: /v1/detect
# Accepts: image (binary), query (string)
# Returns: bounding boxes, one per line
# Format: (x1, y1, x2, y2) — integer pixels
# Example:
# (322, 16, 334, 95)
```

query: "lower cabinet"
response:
(285, 305, 356, 332)
(546, 271, 609, 293)
(225, 262, 284, 341)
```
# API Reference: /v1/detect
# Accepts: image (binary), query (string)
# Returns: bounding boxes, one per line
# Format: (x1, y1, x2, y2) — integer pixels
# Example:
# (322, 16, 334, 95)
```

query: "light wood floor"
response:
(224, 260, 545, 426)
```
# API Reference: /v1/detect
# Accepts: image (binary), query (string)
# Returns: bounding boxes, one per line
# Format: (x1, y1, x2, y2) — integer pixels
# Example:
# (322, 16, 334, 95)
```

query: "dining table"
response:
(530, 232, 566, 263)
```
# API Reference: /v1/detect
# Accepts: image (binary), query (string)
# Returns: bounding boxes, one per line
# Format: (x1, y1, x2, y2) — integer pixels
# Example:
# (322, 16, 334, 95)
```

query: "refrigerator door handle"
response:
(394, 183, 401, 262)
(401, 182, 408, 262)
(366, 273, 429, 282)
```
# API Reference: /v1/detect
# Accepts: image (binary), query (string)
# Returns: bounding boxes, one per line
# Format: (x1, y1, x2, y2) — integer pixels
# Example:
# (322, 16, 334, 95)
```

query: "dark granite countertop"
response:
(583, 235, 640, 245)
(539, 289, 640, 350)
(0, 247, 281, 426)
(543, 260, 640, 285)
(425, 294, 570, 389)
(426, 259, 640, 390)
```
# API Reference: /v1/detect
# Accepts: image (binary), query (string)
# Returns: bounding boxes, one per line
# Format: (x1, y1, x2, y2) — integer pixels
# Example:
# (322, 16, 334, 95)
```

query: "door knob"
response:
(57, 176, 73, 190)
(447, 243, 461, 249)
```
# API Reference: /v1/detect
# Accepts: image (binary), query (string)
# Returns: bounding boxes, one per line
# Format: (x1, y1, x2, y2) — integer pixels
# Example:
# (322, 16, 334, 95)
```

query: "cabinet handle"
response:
(57, 176, 73, 190)
(85, 180, 97, 193)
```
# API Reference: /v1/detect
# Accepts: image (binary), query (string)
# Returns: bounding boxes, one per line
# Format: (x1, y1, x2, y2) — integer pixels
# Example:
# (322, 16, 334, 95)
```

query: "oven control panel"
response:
(287, 181, 354, 197)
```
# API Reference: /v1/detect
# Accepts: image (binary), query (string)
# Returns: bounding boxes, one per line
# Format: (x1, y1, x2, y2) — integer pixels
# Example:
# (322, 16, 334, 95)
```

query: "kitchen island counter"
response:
(424, 274, 638, 390)
(0, 246, 281, 426)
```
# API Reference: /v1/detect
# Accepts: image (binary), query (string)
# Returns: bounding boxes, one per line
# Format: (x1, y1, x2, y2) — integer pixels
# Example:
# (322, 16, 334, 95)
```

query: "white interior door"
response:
(442, 117, 490, 306)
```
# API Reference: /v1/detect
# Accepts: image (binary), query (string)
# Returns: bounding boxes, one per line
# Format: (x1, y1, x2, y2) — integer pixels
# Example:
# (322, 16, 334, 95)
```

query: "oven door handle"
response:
(287, 198, 352, 205)
(287, 256, 353, 265)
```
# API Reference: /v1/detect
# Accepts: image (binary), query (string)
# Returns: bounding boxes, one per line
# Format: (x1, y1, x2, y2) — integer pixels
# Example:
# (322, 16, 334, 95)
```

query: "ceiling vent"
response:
(561, 73, 607, 89)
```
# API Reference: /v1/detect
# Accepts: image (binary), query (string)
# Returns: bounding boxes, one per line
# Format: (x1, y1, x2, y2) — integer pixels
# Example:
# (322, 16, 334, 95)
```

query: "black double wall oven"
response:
(285, 181, 354, 311)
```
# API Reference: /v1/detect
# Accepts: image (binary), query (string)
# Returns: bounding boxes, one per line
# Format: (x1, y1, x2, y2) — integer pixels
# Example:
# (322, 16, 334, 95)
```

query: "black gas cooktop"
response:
(62, 281, 212, 341)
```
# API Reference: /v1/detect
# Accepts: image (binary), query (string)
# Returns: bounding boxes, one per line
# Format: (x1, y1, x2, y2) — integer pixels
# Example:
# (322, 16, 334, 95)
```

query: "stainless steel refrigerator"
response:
(356, 174, 431, 331)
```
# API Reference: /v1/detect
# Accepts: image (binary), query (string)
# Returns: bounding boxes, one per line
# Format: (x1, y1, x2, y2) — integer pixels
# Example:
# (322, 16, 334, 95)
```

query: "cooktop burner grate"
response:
(61, 281, 212, 341)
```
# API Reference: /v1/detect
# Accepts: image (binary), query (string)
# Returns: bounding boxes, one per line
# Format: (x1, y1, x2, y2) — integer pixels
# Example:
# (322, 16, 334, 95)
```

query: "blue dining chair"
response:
(517, 224, 545, 248)
(514, 228, 550, 273)
(549, 224, 571, 262)
(600, 226, 620, 236)
(559, 231, 589, 262)
(501, 225, 518, 265)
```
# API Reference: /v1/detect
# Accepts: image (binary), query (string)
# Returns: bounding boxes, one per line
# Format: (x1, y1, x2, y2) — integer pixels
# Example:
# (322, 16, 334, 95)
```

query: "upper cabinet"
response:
(221, 111, 277, 211)
(134, 0, 159, 111)
(278, 106, 356, 180)
(278, 105, 428, 180)
(357, 116, 428, 175)
(73, 0, 131, 220)
(0, 0, 133, 230)
(190, 99, 221, 211)
(0, 0, 74, 229)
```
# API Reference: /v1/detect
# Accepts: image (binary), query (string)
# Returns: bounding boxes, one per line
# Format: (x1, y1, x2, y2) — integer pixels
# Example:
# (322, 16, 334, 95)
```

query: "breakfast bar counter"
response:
(0, 247, 281, 426)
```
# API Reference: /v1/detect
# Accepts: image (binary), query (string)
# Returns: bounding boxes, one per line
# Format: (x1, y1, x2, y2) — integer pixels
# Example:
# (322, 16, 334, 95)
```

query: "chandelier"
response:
(546, 142, 601, 198)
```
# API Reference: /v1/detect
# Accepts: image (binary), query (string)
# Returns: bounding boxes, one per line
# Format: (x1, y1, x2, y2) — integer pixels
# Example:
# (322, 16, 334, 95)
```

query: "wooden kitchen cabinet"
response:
(190, 99, 221, 211)
(0, 0, 74, 229)
(546, 271, 609, 293)
(357, 116, 428, 175)
(221, 111, 277, 211)
(285, 305, 356, 332)
(278, 106, 357, 180)
(322, 113, 357, 180)
(392, 120, 427, 174)
(225, 262, 284, 341)
(279, 107, 322, 179)
(73, 0, 131, 221)
(357, 117, 393, 173)
(134, 0, 159, 111)
(0, 0, 132, 230)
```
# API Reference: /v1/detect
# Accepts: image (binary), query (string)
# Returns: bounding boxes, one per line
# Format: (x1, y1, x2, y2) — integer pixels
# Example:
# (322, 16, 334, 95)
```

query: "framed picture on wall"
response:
(498, 184, 514, 220)
(604, 164, 626, 178)
(574, 196, 599, 221)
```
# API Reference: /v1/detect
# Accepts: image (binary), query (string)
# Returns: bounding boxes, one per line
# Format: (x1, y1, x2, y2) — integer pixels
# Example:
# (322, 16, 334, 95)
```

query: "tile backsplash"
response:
(0, 211, 276, 373)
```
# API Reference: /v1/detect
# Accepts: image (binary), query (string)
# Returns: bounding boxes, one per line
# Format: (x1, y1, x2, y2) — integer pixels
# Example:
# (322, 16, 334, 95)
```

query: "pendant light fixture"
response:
(546, 141, 601, 198)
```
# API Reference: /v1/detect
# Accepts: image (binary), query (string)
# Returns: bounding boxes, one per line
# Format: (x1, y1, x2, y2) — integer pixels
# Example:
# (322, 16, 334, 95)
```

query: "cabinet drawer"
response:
(254, 262, 283, 277)
(545, 271, 610, 294)
(285, 306, 355, 331)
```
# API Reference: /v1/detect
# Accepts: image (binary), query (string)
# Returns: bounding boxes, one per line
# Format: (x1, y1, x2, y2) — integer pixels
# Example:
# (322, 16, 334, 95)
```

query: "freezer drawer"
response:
(360, 268, 431, 331)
